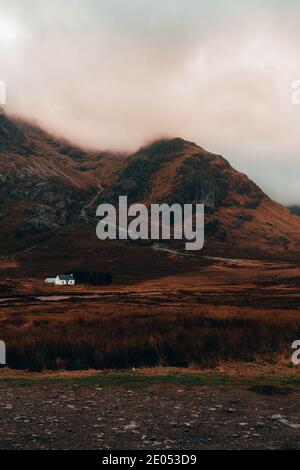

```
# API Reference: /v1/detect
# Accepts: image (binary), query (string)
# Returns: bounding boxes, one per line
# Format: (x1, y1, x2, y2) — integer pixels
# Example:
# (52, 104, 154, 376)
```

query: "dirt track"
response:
(0, 380, 300, 450)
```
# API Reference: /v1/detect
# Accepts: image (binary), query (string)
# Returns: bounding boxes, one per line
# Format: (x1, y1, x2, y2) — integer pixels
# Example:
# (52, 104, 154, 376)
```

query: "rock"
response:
(270, 414, 284, 420)
(124, 421, 138, 431)
(278, 418, 300, 429)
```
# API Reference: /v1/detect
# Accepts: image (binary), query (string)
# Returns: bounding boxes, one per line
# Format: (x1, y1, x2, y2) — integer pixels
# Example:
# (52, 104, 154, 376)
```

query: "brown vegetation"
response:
(2, 303, 299, 372)
(1, 255, 300, 372)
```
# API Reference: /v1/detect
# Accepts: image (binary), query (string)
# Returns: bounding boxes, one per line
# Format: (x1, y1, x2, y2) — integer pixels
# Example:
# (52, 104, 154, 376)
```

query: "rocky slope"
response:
(1, 110, 300, 259)
(97, 138, 300, 257)
(0, 110, 124, 252)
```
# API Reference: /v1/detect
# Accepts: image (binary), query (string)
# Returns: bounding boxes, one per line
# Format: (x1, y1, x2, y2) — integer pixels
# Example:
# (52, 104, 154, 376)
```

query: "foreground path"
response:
(0, 375, 300, 450)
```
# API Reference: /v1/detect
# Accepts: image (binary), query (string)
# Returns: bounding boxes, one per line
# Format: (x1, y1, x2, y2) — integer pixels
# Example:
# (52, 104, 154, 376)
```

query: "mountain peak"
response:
(137, 137, 203, 157)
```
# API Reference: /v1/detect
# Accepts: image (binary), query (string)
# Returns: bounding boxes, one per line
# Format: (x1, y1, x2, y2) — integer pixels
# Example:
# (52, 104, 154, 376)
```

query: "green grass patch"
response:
(1, 371, 300, 389)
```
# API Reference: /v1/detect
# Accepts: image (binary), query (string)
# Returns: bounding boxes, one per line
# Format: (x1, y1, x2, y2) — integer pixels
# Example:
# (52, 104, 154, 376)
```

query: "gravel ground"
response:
(0, 382, 299, 450)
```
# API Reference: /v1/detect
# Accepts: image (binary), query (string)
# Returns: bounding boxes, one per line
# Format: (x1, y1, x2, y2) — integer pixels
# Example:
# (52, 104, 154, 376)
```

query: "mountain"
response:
(0, 110, 124, 253)
(96, 138, 300, 258)
(288, 205, 300, 217)
(1, 110, 300, 271)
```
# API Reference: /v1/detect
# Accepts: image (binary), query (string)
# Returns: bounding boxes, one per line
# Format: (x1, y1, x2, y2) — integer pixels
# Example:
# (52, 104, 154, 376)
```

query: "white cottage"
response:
(44, 274, 75, 285)
(55, 274, 75, 285)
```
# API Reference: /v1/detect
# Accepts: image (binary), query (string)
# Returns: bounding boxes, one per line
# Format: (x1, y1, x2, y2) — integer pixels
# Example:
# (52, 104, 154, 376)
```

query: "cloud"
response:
(1, 0, 300, 203)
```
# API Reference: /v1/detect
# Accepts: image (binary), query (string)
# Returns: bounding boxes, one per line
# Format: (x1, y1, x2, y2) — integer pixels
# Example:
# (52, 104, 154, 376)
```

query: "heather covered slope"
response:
(0, 110, 124, 252)
(1, 110, 300, 261)
(98, 138, 300, 257)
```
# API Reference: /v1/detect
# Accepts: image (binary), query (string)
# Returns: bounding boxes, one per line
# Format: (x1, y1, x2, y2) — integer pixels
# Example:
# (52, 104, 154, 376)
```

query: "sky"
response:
(0, 0, 300, 204)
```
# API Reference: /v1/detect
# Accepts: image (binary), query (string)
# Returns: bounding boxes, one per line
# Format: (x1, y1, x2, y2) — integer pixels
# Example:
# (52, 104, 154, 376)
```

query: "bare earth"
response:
(1, 376, 300, 450)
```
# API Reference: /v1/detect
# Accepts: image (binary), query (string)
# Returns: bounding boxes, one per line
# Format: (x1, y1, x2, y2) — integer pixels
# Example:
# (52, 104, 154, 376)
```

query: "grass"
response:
(1, 266, 300, 373)
(2, 306, 300, 372)
(1, 369, 300, 389)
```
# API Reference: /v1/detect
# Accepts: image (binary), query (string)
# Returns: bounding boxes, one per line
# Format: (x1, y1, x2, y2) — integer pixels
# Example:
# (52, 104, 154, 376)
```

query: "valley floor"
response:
(0, 371, 300, 450)
(1, 256, 300, 450)
(1, 256, 300, 370)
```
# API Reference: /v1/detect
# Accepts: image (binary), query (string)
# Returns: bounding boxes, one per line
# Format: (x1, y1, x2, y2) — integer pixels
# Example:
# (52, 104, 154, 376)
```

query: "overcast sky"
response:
(1, 0, 300, 204)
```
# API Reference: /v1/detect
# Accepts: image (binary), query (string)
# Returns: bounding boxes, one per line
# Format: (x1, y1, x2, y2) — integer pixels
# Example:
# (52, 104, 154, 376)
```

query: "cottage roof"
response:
(57, 274, 74, 281)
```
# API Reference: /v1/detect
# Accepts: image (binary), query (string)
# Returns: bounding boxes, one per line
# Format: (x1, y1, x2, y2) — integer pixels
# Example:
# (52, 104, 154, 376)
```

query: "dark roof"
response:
(57, 274, 74, 281)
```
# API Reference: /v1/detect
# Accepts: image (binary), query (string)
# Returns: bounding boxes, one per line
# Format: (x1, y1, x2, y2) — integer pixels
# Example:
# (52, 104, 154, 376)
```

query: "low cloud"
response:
(1, 0, 300, 204)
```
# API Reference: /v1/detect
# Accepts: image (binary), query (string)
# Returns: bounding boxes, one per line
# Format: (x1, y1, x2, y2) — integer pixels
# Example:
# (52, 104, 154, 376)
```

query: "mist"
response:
(1, 0, 300, 204)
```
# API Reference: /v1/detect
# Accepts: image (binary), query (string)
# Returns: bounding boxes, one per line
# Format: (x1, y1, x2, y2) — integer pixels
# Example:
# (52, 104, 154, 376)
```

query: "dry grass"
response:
(1, 259, 300, 372)
(1, 300, 299, 371)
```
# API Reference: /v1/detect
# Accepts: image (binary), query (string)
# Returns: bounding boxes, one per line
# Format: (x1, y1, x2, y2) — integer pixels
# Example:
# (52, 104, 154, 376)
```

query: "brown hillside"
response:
(1, 111, 300, 264)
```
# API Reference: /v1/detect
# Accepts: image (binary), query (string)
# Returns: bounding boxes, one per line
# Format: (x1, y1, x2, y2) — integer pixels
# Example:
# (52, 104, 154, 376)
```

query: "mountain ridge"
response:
(1, 110, 300, 263)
